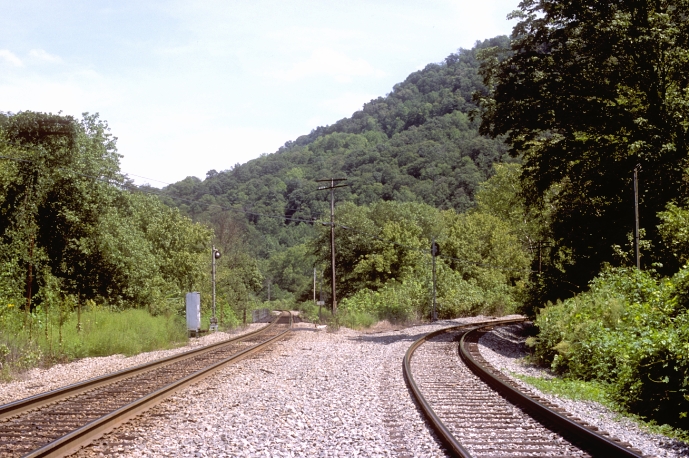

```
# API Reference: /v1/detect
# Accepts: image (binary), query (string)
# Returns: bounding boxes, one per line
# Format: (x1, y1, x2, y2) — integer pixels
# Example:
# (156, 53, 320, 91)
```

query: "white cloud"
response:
(28, 49, 62, 63)
(273, 47, 385, 83)
(0, 50, 22, 67)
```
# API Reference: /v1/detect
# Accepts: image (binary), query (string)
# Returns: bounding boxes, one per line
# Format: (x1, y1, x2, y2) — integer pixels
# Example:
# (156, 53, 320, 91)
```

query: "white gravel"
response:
(1, 315, 686, 457)
(478, 323, 689, 458)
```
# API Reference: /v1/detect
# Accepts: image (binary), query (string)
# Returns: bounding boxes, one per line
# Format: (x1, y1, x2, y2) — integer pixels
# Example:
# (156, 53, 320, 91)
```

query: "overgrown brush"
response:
(0, 303, 188, 379)
(338, 270, 519, 324)
(529, 267, 689, 430)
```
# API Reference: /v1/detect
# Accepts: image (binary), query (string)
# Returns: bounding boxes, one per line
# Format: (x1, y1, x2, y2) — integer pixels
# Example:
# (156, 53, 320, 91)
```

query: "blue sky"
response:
(0, 0, 518, 186)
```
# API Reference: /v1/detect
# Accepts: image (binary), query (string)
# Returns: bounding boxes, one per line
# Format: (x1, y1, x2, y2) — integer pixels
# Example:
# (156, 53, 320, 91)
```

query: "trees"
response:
(97, 191, 212, 309)
(313, 200, 530, 319)
(479, 0, 689, 302)
(0, 112, 121, 307)
(0, 111, 213, 313)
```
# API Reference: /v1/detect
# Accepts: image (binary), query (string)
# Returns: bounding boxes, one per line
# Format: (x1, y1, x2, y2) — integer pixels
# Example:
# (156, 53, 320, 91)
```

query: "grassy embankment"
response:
(0, 304, 188, 380)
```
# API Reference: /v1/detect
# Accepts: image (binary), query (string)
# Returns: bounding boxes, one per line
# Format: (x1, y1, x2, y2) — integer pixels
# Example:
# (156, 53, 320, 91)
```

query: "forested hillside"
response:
(161, 36, 513, 301)
(164, 36, 510, 220)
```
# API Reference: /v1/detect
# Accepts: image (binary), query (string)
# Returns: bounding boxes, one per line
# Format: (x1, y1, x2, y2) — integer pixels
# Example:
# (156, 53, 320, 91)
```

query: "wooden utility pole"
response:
(211, 246, 221, 331)
(317, 178, 347, 314)
(431, 238, 438, 322)
(634, 165, 641, 270)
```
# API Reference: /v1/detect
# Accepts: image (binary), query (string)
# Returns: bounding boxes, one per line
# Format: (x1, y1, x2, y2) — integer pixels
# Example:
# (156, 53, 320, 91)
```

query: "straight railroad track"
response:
(0, 311, 294, 458)
(404, 320, 647, 458)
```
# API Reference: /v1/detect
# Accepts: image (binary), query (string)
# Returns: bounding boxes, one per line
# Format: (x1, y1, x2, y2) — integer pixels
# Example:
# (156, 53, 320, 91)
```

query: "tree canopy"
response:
(0, 111, 212, 313)
(161, 37, 516, 301)
(479, 0, 689, 303)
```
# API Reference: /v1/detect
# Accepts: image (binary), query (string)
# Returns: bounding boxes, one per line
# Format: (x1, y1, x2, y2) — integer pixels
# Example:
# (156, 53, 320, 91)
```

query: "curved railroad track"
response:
(404, 320, 647, 458)
(0, 311, 294, 458)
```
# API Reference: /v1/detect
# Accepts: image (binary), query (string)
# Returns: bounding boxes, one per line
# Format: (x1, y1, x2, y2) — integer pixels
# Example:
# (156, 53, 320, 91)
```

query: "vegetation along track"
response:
(404, 319, 647, 458)
(0, 311, 294, 458)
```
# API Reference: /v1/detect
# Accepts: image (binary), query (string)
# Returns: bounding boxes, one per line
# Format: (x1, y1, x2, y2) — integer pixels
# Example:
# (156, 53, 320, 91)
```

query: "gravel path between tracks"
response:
(2, 316, 686, 457)
(479, 323, 689, 458)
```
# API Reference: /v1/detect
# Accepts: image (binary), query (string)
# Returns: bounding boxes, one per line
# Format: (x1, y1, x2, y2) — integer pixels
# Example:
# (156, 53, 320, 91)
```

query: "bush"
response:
(530, 267, 689, 429)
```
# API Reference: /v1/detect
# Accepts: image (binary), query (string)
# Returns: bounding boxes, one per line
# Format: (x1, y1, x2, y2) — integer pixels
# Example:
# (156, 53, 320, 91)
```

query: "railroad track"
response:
(0, 311, 294, 458)
(404, 319, 647, 458)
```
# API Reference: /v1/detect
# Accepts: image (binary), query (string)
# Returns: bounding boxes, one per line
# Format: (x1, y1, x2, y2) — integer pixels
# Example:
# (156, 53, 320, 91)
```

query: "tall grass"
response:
(0, 304, 187, 379)
(55, 308, 187, 359)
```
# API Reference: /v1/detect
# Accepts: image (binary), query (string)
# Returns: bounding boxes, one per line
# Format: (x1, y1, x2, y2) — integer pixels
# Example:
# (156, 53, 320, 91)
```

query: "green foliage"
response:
(327, 308, 377, 331)
(479, 0, 689, 303)
(339, 279, 427, 323)
(659, 201, 689, 265)
(517, 375, 613, 406)
(0, 112, 121, 304)
(97, 191, 212, 309)
(56, 307, 187, 358)
(293, 301, 320, 324)
(0, 111, 213, 315)
(0, 301, 187, 377)
(529, 267, 689, 429)
(323, 200, 531, 321)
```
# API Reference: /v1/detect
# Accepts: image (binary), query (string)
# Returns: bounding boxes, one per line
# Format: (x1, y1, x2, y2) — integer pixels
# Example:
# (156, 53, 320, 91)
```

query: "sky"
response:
(0, 0, 519, 187)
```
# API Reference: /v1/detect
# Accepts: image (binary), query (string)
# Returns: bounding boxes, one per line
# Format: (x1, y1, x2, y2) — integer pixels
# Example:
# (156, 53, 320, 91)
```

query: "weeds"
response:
(0, 304, 187, 379)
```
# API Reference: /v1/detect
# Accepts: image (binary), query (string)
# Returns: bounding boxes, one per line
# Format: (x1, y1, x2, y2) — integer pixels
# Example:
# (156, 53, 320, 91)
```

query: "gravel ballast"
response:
(478, 324, 689, 458)
(1, 316, 686, 457)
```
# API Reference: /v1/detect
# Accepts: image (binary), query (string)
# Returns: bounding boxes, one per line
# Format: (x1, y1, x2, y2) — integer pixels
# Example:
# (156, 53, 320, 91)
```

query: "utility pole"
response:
(211, 246, 221, 331)
(317, 178, 347, 314)
(431, 238, 438, 322)
(319, 271, 324, 321)
(634, 165, 641, 270)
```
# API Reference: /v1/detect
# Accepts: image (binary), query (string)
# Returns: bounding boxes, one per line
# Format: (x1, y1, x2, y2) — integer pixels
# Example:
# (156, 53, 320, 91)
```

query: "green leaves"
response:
(0, 111, 213, 313)
(316, 198, 532, 320)
(480, 0, 689, 301)
(531, 266, 689, 428)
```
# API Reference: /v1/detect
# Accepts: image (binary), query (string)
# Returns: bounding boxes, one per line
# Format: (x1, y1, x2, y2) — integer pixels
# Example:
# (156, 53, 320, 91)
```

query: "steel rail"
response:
(1, 311, 292, 458)
(25, 311, 293, 458)
(0, 314, 280, 422)
(402, 317, 525, 457)
(458, 325, 644, 458)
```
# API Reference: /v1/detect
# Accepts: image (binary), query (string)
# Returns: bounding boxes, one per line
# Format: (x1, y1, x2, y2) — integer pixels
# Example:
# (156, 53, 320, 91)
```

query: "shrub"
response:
(530, 267, 689, 429)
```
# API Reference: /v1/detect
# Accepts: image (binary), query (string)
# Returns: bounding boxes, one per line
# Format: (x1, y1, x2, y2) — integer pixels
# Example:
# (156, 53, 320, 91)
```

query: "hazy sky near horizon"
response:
(0, 0, 518, 186)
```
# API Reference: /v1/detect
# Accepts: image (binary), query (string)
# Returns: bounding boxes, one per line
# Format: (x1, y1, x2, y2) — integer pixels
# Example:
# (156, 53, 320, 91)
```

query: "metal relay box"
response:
(185, 292, 201, 337)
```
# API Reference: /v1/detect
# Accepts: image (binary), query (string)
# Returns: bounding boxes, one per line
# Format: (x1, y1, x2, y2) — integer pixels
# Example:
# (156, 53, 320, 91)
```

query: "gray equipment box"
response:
(186, 292, 201, 337)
